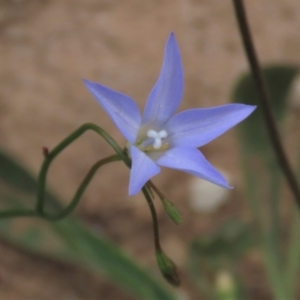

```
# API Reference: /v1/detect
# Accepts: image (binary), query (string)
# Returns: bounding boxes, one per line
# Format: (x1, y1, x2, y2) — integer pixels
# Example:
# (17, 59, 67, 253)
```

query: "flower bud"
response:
(161, 198, 182, 225)
(156, 249, 181, 286)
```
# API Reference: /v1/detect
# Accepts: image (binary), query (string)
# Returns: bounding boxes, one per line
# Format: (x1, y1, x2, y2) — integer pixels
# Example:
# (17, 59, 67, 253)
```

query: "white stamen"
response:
(158, 129, 167, 138)
(147, 129, 158, 138)
(147, 129, 168, 149)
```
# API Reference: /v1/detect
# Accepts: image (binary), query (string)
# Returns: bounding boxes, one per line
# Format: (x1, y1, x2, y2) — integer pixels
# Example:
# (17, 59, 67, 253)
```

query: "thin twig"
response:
(232, 0, 300, 209)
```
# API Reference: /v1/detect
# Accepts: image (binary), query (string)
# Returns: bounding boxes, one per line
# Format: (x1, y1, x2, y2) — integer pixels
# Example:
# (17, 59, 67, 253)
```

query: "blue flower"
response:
(84, 33, 255, 196)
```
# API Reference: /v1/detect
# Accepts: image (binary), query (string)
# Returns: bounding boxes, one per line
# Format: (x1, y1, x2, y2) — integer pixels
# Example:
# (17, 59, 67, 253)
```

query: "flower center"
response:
(147, 129, 168, 149)
(134, 128, 169, 152)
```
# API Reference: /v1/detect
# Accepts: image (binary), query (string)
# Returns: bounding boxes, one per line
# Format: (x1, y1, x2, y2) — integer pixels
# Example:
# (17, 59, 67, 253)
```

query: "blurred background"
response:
(0, 0, 300, 299)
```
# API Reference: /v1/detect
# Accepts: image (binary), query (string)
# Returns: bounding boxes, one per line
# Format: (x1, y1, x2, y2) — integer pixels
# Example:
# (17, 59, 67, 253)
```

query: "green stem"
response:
(148, 181, 164, 201)
(0, 208, 38, 219)
(142, 185, 180, 286)
(141, 186, 161, 251)
(36, 123, 128, 216)
(41, 154, 121, 221)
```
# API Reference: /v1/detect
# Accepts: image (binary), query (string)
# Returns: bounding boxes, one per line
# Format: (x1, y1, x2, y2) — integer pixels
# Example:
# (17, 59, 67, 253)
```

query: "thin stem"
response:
(148, 181, 165, 200)
(232, 0, 300, 209)
(141, 186, 161, 251)
(41, 155, 120, 221)
(0, 208, 38, 219)
(36, 123, 128, 215)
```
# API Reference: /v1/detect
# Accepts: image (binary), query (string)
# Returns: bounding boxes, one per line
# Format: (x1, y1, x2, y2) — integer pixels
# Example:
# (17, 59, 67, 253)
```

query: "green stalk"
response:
(141, 186, 160, 251)
(36, 123, 128, 216)
(0, 208, 37, 218)
(42, 155, 121, 221)
(141, 186, 180, 286)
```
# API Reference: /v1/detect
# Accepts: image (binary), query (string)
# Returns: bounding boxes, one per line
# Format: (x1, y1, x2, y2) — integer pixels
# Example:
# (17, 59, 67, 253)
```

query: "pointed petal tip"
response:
(157, 147, 234, 190)
(167, 103, 257, 148)
(83, 79, 141, 143)
(246, 104, 257, 112)
(168, 32, 175, 40)
(82, 78, 93, 86)
(239, 103, 257, 115)
(210, 174, 233, 190)
(128, 187, 138, 196)
(221, 182, 233, 190)
(129, 184, 146, 196)
(142, 31, 183, 125)
(83, 78, 99, 91)
(236, 103, 257, 120)
(166, 32, 179, 49)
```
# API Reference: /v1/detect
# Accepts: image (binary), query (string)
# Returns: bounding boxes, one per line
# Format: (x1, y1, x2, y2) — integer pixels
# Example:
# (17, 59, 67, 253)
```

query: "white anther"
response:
(158, 129, 167, 138)
(147, 129, 168, 149)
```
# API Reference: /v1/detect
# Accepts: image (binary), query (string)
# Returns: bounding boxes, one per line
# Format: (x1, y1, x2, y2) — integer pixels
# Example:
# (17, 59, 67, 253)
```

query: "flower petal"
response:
(84, 79, 141, 143)
(142, 33, 183, 126)
(156, 146, 231, 189)
(166, 104, 256, 148)
(129, 146, 161, 195)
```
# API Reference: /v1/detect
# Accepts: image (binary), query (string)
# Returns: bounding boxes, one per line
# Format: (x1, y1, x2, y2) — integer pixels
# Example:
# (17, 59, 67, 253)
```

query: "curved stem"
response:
(141, 186, 161, 251)
(232, 0, 300, 209)
(36, 123, 128, 215)
(41, 154, 121, 221)
(1, 122, 163, 255)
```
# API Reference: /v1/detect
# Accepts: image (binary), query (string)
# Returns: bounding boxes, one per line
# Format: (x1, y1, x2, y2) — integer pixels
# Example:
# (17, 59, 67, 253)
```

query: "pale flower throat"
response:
(134, 128, 169, 152)
(147, 129, 167, 149)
